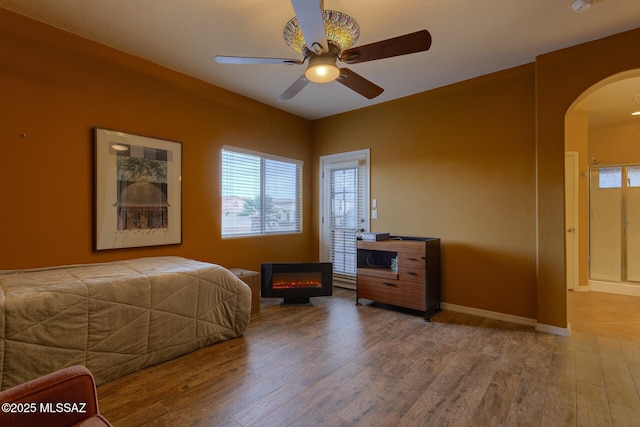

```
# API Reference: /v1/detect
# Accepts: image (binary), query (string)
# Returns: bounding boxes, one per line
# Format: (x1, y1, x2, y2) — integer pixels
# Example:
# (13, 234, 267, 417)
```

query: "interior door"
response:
(320, 150, 370, 287)
(565, 152, 579, 290)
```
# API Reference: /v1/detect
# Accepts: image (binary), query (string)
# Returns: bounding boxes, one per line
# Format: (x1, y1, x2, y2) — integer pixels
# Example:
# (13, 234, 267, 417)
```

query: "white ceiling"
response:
(575, 77, 640, 126)
(2, 0, 640, 121)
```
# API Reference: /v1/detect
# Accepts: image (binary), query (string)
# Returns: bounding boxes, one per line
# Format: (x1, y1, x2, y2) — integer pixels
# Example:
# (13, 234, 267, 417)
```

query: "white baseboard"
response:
(440, 302, 537, 327)
(589, 280, 640, 297)
(441, 302, 570, 337)
(536, 323, 571, 337)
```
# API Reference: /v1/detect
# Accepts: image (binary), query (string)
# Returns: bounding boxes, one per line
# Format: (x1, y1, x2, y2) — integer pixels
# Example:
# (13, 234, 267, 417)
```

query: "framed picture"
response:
(94, 128, 182, 250)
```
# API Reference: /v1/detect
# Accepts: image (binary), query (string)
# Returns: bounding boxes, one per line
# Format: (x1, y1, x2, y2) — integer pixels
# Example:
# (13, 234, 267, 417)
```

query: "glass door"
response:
(320, 150, 370, 287)
(625, 166, 640, 281)
(589, 165, 640, 284)
(589, 167, 622, 282)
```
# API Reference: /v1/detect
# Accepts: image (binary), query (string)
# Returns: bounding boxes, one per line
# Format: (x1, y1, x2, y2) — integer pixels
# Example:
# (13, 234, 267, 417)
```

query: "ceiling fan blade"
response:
(278, 75, 310, 101)
(340, 30, 432, 64)
(215, 55, 302, 65)
(291, 0, 329, 53)
(336, 68, 384, 99)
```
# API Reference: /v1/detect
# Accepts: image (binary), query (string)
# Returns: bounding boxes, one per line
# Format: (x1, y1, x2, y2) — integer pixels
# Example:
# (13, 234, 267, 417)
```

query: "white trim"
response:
(588, 280, 640, 296)
(535, 323, 571, 337)
(440, 302, 536, 327)
(441, 302, 571, 337)
(319, 149, 371, 164)
(222, 144, 303, 165)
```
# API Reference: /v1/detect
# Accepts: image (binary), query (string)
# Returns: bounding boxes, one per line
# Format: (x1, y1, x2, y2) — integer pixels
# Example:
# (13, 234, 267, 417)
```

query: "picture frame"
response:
(94, 128, 182, 250)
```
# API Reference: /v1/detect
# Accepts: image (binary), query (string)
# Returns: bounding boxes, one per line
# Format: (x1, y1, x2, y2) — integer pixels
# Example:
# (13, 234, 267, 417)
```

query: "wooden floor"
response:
(97, 288, 640, 426)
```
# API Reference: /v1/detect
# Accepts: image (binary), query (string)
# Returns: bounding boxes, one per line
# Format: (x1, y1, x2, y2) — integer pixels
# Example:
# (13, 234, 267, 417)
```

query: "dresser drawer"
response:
(398, 252, 425, 283)
(357, 237, 440, 320)
(357, 275, 425, 311)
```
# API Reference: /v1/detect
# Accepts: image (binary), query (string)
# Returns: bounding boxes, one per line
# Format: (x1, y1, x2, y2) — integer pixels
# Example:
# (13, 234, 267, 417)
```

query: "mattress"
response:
(0, 256, 251, 390)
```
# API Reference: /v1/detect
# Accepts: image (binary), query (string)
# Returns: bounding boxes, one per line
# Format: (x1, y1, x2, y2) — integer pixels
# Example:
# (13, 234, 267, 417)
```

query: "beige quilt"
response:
(0, 256, 251, 390)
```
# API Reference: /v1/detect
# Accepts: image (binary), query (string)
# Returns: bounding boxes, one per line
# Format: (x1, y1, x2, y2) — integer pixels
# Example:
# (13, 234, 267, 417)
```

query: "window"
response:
(222, 146, 302, 237)
(628, 166, 640, 187)
(598, 167, 621, 189)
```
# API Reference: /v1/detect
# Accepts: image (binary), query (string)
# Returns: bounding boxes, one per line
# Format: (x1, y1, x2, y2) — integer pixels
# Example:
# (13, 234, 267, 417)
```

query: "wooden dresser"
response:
(356, 236, 441, 320)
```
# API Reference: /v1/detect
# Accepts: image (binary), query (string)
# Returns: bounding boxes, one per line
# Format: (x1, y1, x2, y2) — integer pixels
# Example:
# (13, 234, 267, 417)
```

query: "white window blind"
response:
(222, 146, 302, 237)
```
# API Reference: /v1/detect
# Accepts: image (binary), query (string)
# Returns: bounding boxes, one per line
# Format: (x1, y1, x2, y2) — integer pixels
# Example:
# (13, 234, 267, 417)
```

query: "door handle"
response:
(567, 227, 575, 232)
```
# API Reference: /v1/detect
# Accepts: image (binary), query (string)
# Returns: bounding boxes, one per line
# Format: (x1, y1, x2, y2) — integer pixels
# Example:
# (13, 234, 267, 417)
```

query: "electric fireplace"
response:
(261, 262, 332, 306)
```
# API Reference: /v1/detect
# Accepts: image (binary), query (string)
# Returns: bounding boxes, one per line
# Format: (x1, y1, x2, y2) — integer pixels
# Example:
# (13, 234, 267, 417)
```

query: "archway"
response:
(564, 70, 640, 340)
(535, 27, 640, 333)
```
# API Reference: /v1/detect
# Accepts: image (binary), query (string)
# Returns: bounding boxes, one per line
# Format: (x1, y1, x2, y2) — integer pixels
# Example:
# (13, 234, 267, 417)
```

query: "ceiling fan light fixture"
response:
(284, 10, 360, 54)
(571, 0, 594, 12)
(304, 56, 340, 83)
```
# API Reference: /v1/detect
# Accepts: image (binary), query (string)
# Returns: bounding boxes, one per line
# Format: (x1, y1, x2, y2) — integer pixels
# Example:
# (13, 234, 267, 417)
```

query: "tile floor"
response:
(568, 289, 640, 343)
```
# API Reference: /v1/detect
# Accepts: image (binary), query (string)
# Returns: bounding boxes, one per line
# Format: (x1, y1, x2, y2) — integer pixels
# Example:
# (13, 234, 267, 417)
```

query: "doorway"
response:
(565, 71, 640, 338)
(319, 149, 370, 288)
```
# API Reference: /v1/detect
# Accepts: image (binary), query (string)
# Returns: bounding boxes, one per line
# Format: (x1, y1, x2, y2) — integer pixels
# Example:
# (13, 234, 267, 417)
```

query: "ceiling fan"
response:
(215, 0, 432, 101)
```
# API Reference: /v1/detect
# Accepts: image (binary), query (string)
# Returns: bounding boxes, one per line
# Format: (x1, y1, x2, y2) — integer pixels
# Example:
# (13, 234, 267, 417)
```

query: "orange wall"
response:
(536, 27, 640, 327)
(565, 110, 590, 288)
(3, 7, 640, 327)
(312, 26, 640, 326)
(312, 65, 538, 319)
(590, 121, 640, 164)
(0, 9, 314, 270)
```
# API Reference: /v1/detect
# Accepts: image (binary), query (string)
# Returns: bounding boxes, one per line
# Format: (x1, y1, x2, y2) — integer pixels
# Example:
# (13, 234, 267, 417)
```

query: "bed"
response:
(0, 256, 251, 390)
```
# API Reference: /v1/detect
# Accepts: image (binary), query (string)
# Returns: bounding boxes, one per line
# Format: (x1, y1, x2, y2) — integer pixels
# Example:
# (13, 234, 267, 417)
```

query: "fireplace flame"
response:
(272, 280, 322, 289)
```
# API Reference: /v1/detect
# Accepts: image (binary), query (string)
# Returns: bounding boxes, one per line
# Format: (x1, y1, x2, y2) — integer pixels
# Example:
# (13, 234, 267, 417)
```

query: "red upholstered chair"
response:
(0, 365, 112, 427)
